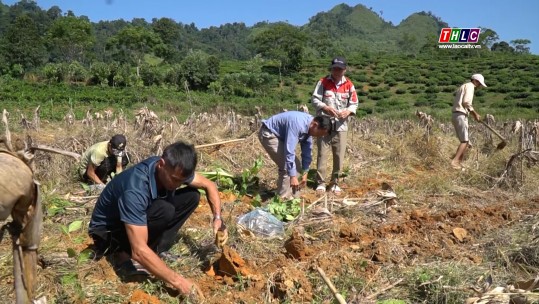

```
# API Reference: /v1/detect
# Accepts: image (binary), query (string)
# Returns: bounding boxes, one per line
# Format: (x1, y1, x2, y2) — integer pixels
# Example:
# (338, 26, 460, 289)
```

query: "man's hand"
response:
(471, 111, 481, 122)
(323, 106, 339, 117)
(176, 277, 204, 300)
(290, 175, 300, 192)
(213, 219, 228, 248)
(338, 110, 352, 119)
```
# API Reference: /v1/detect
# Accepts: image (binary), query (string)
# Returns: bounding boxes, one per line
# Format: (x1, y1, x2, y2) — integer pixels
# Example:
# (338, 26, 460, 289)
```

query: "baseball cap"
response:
(330, 57, 347, 69)
(109, 134, 127, 153)
(471, 74, 487, 87)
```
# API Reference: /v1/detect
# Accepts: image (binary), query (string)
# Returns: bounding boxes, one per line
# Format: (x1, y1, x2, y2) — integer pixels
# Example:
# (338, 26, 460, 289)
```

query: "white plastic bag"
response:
(236, 208, 284, 238)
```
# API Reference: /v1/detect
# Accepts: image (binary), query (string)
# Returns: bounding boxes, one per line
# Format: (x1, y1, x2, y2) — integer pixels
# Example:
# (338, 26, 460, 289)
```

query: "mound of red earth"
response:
(284, 230, 313, 260)
(205, 246, 260, 284)
(128, 289, 160, 304)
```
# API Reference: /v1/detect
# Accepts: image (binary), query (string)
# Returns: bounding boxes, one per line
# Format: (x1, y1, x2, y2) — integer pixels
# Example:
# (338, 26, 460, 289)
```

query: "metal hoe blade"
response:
(480, 121, 507, 150)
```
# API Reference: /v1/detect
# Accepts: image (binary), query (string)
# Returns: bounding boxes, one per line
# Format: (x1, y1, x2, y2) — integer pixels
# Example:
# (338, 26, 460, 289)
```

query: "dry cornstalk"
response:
(365, 278, 404, 300)
(306, 194, 326, 209)
(30, 145, 81, 161)
(194, 138, 246, 149)
(1, 109, 13, 151)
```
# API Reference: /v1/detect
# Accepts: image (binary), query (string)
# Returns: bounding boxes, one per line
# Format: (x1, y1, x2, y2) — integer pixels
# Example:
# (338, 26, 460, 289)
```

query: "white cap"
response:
(471, 74, 487, 87)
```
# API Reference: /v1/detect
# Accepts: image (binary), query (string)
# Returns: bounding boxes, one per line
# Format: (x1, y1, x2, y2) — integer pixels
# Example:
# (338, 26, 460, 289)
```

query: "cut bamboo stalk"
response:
(316, 266, 347, 304)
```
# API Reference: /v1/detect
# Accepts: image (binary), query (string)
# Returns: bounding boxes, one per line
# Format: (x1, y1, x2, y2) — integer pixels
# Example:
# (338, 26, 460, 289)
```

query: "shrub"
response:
(89, 62, 111, 86)
(376, 98, 411, 112)
(395, 88, 406, 94)
(67, 61, 88, 83)
(41, 63, 67, 83)
(140, 64, 165, 86)
(475, 90, 485, 96)
(505, 92, 531, 100)
(442, 86, 455, 93)
(425, 86, 440, 94)
(369, 93, 384, 100)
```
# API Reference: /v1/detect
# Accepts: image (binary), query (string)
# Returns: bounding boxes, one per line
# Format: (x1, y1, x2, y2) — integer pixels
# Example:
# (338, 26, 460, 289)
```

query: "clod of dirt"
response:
(270, 268, 313, 302)
(284, 230, 313, 260)
(339, 225, 357, 241)
(129, 289, 160, 304)
(410, 209, 428, 220)
(452, 227, 468, 242)
(217, 246, 253, 279)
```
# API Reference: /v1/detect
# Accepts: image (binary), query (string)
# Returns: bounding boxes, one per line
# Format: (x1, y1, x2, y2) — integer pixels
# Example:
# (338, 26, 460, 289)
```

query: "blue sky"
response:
(3, 0, 538, 54)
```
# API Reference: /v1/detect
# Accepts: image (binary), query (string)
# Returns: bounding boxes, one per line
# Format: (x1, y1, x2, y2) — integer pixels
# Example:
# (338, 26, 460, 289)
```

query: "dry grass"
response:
(1, 111, 539, 303)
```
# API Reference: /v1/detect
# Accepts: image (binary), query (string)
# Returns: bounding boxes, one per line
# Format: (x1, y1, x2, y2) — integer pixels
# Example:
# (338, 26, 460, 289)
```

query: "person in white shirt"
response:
(451, 74, 487, 169)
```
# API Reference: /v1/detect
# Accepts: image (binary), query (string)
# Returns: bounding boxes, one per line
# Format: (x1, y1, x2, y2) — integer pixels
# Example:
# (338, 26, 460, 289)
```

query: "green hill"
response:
(303, 4, 448, 55)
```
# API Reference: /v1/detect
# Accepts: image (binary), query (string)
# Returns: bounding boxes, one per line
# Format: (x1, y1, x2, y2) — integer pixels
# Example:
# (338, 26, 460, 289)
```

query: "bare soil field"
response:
(1, 109, 539, 303)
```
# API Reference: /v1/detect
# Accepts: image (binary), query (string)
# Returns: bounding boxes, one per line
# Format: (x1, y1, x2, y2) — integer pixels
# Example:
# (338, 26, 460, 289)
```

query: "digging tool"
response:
(480, 121, 507, 150)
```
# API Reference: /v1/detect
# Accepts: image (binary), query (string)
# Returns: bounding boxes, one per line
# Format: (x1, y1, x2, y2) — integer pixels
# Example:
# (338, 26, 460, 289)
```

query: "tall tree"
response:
(250, 23, 307, 74)
(491, 41, 514, 53)
(478, 28, 499, 49)
(46, 5, 62, 20)
(107, 25, 162, 75)
(510, 39, 531, 54)
(46, 16, 95, 63)
(151, 17, 181, 63)
(92, 19, 130, 62)
(7, 0, 51, 34)
(0, 14, 46, 71)
(152, 17, 180, 46)
(180, 50, 220, 90)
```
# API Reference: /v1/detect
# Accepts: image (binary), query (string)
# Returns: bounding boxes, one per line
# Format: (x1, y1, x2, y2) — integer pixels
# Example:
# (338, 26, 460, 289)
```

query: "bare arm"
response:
(115, 155, 124, 173)
(86, 163, 105, 184)
(470, 110, 481, 122)
(125, 224, 200, 295)
(188, 173, 223, 233)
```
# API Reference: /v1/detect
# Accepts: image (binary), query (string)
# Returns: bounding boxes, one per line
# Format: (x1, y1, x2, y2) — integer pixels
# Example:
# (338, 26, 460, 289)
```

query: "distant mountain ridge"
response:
(0, 0, 510, 68)
(303, 3, 448, 54)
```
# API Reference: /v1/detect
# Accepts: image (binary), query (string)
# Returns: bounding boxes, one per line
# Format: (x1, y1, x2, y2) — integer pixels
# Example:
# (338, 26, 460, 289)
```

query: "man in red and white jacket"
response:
(311, 57, 359, 195)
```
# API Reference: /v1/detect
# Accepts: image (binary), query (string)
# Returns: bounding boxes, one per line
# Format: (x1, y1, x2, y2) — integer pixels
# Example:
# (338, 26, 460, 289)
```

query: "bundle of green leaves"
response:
(267, 196, 301, 221)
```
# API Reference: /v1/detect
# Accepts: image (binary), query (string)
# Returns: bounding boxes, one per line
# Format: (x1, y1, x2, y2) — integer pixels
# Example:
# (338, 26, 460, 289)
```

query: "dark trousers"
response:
(90, 187, 200, 257)
(84, 155, 130, 183)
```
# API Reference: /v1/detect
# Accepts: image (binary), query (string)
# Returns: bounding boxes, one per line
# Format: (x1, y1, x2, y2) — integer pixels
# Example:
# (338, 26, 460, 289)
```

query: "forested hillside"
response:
(0, 0, 536, 120)
(0, 1, 532, 72)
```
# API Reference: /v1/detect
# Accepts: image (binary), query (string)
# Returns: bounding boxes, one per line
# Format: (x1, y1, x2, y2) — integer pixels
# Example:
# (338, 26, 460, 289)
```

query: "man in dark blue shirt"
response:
(259, 111, 331, 198)
(89, 141, 225, 298)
